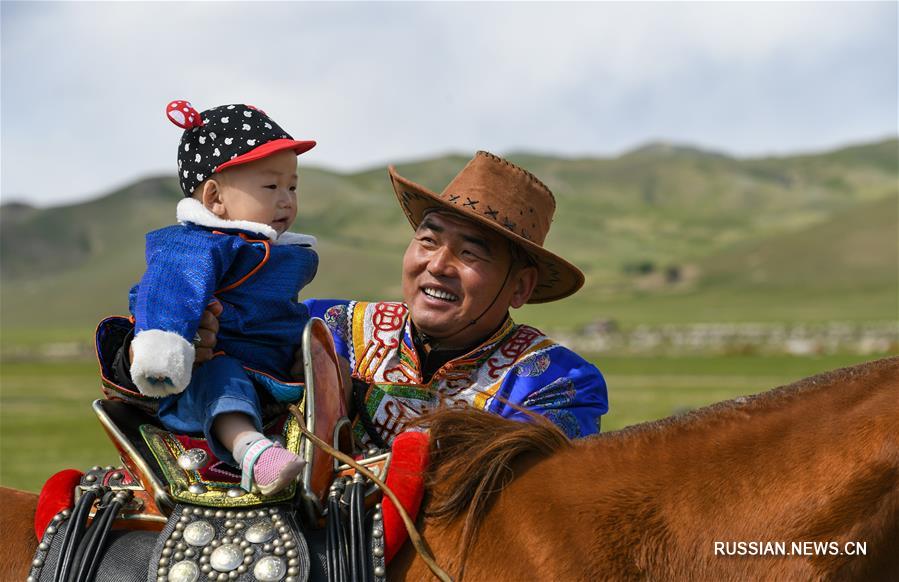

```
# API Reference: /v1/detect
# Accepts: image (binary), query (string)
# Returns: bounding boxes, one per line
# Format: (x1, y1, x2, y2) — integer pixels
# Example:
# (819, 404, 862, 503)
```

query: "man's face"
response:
(402, 211, 537, 348)
(206, 150, 299, 235)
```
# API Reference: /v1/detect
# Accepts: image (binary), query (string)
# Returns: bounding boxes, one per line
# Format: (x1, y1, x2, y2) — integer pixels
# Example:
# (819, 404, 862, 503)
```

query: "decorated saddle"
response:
(28, 318, 428, 582)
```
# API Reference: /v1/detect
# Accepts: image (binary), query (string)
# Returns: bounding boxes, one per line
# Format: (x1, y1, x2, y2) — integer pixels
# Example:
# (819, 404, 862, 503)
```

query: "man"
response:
(104, 151, 608, 443)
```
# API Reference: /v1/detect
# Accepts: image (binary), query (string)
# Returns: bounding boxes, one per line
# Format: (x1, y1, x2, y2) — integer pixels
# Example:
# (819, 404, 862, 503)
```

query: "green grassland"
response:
(0, 353, 886, 492)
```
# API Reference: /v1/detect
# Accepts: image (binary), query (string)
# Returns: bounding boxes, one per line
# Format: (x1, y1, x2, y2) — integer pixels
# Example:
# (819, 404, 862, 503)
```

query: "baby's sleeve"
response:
(130, 226, 235, 397)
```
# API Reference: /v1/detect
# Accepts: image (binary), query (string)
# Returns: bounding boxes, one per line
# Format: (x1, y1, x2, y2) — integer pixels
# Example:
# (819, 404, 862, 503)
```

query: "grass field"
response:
(0, 352, 885, 492)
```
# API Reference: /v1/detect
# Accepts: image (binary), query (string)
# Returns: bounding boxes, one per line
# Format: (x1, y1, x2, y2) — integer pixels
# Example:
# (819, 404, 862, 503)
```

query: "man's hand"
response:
(194, 300, 223, 364)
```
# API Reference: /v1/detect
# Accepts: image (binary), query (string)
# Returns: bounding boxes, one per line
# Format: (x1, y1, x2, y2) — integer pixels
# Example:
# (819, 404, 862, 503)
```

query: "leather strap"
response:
(54, 487, 100, 581)
(72, 490, 131, 582)
(348, 478, 371, 582)
(326, 487, 349, 582)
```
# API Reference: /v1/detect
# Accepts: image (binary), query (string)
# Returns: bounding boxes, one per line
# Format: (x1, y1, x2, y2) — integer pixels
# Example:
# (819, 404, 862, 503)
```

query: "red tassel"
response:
(381, 431, 430, 564)
(34, 469, 83, 538)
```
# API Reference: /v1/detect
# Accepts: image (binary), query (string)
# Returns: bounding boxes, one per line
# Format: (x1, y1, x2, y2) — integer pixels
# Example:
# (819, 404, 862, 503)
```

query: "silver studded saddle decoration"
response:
(149, 503, 310, 582)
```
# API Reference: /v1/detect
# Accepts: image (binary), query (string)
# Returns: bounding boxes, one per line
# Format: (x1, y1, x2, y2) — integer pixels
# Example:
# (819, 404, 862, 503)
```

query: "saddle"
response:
(29, 317, 393, 582)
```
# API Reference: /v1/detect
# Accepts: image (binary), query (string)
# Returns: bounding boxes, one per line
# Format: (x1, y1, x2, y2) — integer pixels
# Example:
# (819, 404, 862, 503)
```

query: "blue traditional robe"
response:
(129, 198, 318, 397)
(305, 299, 609, 442)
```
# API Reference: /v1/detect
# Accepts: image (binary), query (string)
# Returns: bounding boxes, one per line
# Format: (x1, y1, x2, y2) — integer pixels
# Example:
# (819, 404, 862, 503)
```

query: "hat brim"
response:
(388, 166, 585, 304)
(214, 138, 316, 173)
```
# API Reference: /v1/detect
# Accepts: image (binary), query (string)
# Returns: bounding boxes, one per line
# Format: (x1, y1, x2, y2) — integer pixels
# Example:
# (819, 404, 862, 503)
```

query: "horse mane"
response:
(417, 406, 571, 555)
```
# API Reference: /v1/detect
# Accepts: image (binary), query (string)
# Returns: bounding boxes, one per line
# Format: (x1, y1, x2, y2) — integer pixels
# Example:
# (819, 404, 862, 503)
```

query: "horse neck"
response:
(603, 356, 897, 486)
(469, 358, 899, 579)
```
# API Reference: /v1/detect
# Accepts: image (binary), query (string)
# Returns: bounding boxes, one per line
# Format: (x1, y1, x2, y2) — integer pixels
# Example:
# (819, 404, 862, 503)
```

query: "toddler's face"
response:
(208, 150, 299, 235)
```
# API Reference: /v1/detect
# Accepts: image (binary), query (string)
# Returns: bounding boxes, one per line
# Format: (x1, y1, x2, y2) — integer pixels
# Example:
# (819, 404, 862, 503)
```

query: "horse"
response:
(3, 356, 897, 580)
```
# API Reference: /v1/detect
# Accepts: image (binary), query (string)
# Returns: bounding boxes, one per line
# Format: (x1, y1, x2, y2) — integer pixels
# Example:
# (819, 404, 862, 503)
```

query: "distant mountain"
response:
(2, 139, 896, 336)
(619, 141, 733, 160)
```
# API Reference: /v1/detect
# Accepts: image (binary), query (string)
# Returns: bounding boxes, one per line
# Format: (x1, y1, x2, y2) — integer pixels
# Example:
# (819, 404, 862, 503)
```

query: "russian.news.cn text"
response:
(714, 541, 867, 557)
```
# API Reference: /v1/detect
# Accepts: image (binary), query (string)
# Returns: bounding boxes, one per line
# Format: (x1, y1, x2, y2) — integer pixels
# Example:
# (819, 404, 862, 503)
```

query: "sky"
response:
(1, 1, 896, 207)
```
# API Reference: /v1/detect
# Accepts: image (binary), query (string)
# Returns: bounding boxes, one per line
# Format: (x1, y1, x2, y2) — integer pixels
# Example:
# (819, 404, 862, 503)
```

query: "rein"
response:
(287, 405, 453, 582)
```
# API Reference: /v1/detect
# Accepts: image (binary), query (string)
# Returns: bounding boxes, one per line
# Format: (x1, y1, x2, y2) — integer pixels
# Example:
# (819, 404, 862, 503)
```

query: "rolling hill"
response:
(1, 139, 896, 346)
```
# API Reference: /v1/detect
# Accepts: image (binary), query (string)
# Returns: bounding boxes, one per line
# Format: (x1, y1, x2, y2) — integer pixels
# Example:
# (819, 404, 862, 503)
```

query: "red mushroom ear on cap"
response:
(166, 100, 204, 129)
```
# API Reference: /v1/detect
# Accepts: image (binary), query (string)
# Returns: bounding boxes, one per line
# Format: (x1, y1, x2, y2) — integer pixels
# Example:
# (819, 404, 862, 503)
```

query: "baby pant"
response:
(157, 355, 264, 465)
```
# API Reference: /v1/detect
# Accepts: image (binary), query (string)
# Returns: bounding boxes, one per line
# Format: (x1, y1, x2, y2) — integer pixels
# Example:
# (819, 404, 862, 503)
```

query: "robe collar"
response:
(176, 198, 316, 247)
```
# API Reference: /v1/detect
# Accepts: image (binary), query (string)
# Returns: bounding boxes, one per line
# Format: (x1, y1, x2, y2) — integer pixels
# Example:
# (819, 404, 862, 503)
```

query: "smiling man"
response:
(304, 151, 609, 444)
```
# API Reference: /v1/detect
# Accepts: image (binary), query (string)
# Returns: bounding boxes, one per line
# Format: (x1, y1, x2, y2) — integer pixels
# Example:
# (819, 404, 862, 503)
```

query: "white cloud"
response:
(1, 1, 895, 206)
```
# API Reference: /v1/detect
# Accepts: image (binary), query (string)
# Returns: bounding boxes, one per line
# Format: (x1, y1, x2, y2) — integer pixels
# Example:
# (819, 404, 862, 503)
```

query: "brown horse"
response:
(3, 357, 898, 580)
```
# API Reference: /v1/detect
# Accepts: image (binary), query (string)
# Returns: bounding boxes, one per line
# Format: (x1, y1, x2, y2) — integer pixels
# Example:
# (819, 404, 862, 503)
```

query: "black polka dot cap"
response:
(166, 100, 316, 197)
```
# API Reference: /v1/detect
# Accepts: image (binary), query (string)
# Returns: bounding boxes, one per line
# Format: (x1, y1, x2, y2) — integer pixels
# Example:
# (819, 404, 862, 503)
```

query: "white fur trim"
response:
(176, 198, 316, 247)
(130, 329, 195, 397)
(177, 198, 278, 241)
(275, 232, 316, 248)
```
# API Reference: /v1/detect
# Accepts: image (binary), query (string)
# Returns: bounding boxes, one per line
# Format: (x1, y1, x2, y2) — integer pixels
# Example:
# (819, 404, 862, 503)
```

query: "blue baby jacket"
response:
(129, 198, 317, 396)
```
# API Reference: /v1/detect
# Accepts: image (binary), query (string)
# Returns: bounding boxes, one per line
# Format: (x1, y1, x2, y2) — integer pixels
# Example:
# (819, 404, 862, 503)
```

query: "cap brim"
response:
(214, 138, 316, 173)
(388, 165, 584, 304)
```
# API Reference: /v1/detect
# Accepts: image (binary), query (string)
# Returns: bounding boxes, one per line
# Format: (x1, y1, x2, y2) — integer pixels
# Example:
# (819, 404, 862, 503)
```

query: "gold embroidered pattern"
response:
(140, 412, 302, 507)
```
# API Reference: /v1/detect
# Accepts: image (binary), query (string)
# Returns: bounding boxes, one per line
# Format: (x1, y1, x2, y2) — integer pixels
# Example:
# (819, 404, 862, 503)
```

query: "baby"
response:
(128, 100, 317, 495)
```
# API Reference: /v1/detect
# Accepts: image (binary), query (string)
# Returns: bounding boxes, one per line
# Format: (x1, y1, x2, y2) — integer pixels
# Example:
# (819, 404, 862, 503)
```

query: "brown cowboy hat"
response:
(388, 151, 585, 303)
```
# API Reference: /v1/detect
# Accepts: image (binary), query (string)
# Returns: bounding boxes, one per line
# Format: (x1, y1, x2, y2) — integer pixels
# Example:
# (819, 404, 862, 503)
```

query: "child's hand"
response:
(146, 376, 176, 388)
(194, 300, 223, 365)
